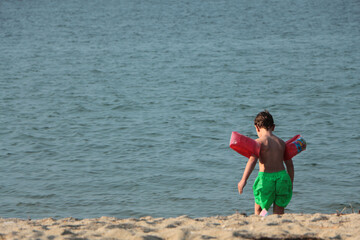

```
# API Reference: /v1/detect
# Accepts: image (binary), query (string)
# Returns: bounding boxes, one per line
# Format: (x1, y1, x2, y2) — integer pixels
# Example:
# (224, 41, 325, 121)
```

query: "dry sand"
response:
(0, 213, 359, 240)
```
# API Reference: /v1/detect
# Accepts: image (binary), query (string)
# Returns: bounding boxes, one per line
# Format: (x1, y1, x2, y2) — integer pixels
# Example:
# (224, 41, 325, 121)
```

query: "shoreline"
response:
(1, 213, 359, 240)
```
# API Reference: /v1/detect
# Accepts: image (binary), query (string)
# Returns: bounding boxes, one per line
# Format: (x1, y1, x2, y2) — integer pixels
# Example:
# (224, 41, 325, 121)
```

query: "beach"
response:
(1, 1, 360, 238)
(1, 0, 360, 220)
(1, 213, 359, 240)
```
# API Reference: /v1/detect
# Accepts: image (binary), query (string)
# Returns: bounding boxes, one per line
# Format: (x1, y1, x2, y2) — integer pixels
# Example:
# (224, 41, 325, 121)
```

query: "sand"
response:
(0, 213, 359, 240)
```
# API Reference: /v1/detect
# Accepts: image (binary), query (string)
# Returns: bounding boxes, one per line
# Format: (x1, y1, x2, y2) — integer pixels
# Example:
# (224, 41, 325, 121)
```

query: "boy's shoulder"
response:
(273, 134, 285, 144)
(272, 135, 286, 147)
(256, 134, 285, 145)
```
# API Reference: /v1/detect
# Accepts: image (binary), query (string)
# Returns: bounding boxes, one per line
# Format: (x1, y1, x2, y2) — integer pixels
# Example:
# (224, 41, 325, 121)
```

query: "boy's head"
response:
(254, 110, 274, 131)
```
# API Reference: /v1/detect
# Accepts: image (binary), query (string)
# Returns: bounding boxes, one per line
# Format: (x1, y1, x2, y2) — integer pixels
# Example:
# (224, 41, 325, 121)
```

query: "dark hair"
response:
(254, 110, 274, 130)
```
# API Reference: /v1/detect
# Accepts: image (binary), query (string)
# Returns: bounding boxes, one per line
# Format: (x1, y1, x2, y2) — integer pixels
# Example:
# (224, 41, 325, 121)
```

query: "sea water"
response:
(0, 0, 359, 219)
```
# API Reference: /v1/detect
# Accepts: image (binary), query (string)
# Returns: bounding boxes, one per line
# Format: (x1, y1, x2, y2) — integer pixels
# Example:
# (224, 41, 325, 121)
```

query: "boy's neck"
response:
(256, 126, 274, 138)
(259, 129, 272, 137)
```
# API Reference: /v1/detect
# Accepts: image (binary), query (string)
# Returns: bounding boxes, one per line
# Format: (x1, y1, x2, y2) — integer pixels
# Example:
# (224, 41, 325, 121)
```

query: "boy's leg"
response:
(274, 171, 292, 214)
(273, 203, 284, 214)
(255, 203, 262, 215)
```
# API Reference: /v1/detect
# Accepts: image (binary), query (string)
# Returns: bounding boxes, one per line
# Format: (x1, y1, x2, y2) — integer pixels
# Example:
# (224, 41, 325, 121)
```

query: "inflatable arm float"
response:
(229, 132, 306, 160)
(229, 132, 260, 159)
(284, 135, 306, 160)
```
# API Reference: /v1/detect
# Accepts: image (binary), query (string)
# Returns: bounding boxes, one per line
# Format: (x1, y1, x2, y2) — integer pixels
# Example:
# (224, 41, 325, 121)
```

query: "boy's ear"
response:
(272, 124, 275, 131)
(254, 125, 260, 132)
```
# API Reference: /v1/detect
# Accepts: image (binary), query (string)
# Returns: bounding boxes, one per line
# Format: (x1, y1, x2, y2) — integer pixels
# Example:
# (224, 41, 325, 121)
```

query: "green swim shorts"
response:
(253, 170, 292, 210)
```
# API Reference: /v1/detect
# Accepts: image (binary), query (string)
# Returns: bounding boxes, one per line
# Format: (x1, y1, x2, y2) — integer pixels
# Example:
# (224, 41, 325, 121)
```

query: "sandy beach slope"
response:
(0, 213, 359, 239)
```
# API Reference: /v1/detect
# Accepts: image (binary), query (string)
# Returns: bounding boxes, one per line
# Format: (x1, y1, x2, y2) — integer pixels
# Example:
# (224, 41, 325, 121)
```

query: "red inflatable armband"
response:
(284, 135, 306, 161)
(229, 132, 260, 159)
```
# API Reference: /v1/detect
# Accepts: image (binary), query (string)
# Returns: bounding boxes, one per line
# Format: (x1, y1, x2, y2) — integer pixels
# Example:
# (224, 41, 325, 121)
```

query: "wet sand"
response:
(1, 213, 359, 239)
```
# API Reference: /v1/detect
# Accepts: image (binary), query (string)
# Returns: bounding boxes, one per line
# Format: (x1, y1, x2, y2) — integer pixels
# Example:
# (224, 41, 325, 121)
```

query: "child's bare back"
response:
(256, 134, 286, 173)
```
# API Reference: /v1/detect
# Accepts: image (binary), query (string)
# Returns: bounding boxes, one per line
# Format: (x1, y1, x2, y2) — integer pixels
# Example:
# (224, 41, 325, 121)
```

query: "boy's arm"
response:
(238, 155, 258, 194)
(284, 159, 294, 187)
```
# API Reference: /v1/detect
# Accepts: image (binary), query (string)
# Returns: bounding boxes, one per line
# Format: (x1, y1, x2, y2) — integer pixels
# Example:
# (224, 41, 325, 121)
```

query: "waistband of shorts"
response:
(257, 170, 287, 177)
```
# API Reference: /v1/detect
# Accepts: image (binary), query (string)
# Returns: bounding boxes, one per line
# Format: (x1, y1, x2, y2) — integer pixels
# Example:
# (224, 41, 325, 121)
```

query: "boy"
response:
(237, 111, 294, 215)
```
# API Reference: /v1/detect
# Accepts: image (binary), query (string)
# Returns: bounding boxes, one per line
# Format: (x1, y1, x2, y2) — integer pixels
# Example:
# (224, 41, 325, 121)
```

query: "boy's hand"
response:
(238, 180, 246, 195)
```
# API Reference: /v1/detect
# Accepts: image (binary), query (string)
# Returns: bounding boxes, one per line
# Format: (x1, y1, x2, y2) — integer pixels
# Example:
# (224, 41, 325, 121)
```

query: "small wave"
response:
(27, 194, 57, 200)
(90, 69, 103, 74)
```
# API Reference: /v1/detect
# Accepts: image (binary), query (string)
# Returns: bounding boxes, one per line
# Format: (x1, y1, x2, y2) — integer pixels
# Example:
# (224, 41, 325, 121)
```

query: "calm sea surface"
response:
(1, 0, 359, 219)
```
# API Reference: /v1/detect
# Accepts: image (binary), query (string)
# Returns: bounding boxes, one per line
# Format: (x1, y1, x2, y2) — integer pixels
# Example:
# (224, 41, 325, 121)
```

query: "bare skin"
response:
(238, 125, 294, 215)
